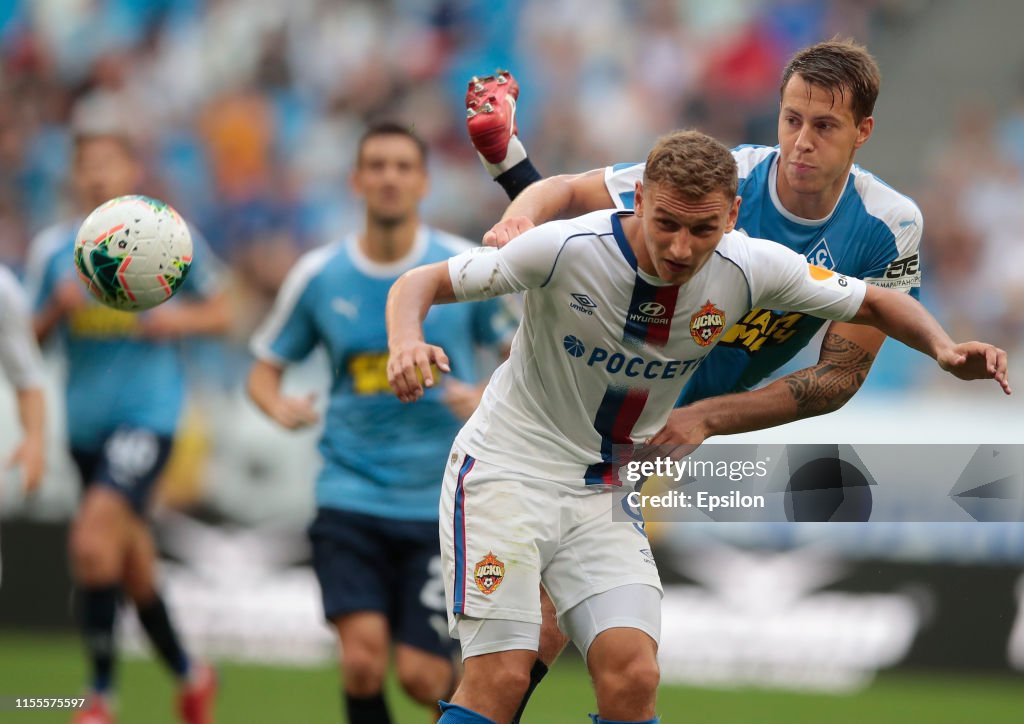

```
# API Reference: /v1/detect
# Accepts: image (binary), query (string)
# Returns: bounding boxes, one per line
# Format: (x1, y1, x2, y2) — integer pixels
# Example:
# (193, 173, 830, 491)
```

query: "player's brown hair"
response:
(780, 39, 881, 122)
(643, 130, 738, 200)
(72, 132, 140, 160)
(356, 121, 429, 166)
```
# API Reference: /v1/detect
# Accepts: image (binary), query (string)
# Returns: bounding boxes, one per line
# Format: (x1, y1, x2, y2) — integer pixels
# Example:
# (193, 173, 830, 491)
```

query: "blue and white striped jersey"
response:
(251, 227, 516, 521)
(604, 145, 922, 401)
(448, 210, 866, 486)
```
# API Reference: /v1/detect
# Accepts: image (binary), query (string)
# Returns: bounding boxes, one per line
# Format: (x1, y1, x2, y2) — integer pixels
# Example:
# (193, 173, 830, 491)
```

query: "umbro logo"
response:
(570, 293, 597, 316)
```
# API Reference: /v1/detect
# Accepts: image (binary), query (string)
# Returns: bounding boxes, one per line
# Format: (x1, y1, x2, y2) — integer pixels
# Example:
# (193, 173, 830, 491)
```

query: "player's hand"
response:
(443, 379, 485, 421)
(138, 306, 186, 340)
(267, 393, 319, 429)
(937, 342, 1011, 394)
(7, 436, 44, 496)
(387, 341, 451, 402)
(642, 406, 709, 459)
(482, 216, 535, 248)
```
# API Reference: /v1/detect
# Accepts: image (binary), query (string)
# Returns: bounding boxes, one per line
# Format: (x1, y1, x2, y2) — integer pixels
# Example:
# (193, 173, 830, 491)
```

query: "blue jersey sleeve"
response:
(603, 163, 644, 210)
(860, 210, 923, 301)
(32, 254, 62, 313)
(24, 224, 75, 313)
(250, 263, 321, 364)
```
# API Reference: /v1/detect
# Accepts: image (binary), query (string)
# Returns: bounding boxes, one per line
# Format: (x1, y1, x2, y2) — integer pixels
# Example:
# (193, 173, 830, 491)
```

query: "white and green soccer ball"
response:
(74, 195, 193, 312)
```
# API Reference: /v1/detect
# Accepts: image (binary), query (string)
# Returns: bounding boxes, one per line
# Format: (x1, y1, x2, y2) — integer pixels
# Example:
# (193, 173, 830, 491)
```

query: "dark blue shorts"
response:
(309, 507, 454, 659)
(71, 427, 175, 516)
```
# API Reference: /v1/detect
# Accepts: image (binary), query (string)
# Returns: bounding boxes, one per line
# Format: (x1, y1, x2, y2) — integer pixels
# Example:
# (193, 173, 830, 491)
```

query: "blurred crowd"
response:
(0, 0, 1020, 380)
(918, 101, 1024, 355)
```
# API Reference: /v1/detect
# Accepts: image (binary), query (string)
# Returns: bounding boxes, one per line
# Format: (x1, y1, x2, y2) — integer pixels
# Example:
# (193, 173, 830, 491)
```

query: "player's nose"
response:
(669, 233, 693, 261)
(795, 126, 815, 150)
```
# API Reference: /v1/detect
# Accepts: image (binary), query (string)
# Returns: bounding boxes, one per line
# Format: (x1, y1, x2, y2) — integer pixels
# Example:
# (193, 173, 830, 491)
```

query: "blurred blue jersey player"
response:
(26, 129, 228, 724)
(465, 41, 922, 723)
(248, 122, 514, 724)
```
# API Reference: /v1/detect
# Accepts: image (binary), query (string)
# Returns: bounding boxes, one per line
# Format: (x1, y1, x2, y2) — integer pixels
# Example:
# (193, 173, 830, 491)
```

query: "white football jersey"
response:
(0, 265, 43, 391)
(448, 211, 865, 486)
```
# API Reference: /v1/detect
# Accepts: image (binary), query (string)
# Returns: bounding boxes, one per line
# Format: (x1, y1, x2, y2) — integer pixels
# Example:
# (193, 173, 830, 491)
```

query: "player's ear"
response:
(633, 181, 643, 217)
(419, 166, 430, 198)
(349, 166, 364, 197)
(854, 115, 874, 150)
(724, 194, 741, 232)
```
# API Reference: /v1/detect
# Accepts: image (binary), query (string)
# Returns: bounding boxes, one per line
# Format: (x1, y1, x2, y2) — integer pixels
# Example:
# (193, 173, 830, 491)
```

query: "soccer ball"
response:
(74, 195, 193, 312)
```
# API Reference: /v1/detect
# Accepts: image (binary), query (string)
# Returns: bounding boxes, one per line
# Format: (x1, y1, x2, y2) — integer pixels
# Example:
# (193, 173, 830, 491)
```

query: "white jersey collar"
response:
(768, 154, 846, 227)
(346, 225, 429, 279)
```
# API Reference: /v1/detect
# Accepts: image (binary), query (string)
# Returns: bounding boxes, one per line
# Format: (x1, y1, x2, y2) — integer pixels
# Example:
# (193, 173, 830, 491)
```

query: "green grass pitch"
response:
(1, 632, 1023, 723)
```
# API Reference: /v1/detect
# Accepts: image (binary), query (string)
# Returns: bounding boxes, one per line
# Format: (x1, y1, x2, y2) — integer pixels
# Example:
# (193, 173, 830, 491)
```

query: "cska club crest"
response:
(474, 552, 505, 595)
(690, 300, 726, 347)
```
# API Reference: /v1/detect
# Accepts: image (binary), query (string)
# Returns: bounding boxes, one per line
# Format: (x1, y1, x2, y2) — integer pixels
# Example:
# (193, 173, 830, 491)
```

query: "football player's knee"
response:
(121, 563, 156, 604)
(465, 658, 531, 702)
(69, 528, 121, 584)
(594, 655, 659, 702)
(397, 662, 451, 705)
(341, 643, 388, 693)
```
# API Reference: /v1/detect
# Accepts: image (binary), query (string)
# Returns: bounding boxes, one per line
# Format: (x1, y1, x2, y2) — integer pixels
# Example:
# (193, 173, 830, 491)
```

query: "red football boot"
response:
(177, 662, 217, 724)
(466, 70, 520, 165)
(71, 695, 115, 724)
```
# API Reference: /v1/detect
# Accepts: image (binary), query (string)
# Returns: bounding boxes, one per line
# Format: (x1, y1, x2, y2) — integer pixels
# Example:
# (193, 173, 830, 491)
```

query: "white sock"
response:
(479, 136, 528, 177)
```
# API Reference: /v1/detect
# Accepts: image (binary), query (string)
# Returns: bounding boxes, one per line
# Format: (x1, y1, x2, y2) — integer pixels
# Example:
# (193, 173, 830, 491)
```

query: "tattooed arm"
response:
(647, 323, 883, 446)
(783, 325, 879, 415)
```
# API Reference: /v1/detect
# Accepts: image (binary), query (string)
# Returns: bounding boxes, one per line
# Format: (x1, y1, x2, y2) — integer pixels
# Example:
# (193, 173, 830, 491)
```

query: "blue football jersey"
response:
(25, 219, 223, 450)
(603, 145, 923, 403)
(250, 227, 516, 521)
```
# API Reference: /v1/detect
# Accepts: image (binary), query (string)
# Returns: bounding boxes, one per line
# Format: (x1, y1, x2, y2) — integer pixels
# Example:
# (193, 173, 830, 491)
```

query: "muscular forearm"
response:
(172, 296, 233, 336)
(699, 333, 874, 436)
(386, 263, 455, 345)
(15, 387, 45, 444)
(33, 303, 63, 342)
(247, 358, 319, 429)
(853, 286, 952, 360)
(500, 175, 576, 223)
(500, 169, 611, 223)
(246, 360, 284, 418)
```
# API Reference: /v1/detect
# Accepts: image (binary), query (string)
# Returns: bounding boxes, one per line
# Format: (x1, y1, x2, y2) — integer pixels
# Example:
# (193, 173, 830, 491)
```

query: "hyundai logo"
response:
(638, 302, 666, 317)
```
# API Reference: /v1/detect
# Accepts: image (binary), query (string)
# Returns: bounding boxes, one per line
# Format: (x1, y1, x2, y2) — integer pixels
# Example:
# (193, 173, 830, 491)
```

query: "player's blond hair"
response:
(643, 130, 738, 200)
(781, 39, 881, 123)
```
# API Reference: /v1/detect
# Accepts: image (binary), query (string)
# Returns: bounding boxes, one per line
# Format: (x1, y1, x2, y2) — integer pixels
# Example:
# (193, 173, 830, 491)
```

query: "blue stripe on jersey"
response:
(452, 455, 475, 615)
(610, 213, 637, 269)
(611, 162, 641, 172)
(584, 386, 649, 486)
(623, 277, 679, 348)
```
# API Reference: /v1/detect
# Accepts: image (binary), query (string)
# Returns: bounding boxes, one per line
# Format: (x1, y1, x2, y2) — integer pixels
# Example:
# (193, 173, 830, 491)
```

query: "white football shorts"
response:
(439, 442, 663, 646)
